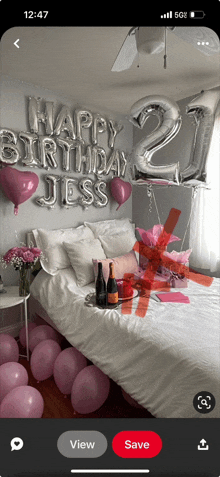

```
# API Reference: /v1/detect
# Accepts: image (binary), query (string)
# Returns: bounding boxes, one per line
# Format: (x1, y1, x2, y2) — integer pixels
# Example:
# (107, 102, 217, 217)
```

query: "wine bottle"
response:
(107, 262, 118, 305)
(96, 262, 107, 307)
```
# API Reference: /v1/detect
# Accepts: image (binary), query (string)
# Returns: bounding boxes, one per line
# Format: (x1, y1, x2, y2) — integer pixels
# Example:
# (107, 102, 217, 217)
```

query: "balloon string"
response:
(136, 27, 140, 68)
(152, 188, 161, 224)
(180, 186, 197, 252)
(151, 184, 197, 251)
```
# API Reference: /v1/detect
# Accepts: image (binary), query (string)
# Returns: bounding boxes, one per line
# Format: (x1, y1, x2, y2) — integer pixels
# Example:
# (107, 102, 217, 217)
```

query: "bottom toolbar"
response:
(0, 419, 219, 476)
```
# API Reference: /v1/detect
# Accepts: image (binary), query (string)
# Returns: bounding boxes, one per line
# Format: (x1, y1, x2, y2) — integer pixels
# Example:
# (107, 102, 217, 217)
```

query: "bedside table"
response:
(0, 286, 30, 361)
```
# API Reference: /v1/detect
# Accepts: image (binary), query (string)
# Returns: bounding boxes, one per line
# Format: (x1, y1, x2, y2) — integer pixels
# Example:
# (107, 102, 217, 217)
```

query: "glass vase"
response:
(19, 266, 30, 296)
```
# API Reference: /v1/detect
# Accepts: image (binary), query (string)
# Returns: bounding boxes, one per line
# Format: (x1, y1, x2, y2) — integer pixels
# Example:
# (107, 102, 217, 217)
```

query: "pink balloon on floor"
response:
(0, 334, 19, 365)
(19, 322, 37, 348)
(71, 365, 110, 414)
(0, 362, 28, 403)
(53, 347, 87, 395)
(30, 339, 61, 381)
(0, 385, 44, 418)
(29, 325, 61, 352)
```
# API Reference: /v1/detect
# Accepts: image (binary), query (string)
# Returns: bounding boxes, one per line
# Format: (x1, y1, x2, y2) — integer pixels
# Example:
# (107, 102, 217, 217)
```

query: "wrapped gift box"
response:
(133, 268, 170, 292)
(134, 267, 188, 289)
(170, 274, 188, 288)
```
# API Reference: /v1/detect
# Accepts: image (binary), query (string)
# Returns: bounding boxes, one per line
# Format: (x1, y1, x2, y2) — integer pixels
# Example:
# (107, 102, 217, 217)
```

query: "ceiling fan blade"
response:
(172, 27, 220, 56)
(111, 30, 138, 71)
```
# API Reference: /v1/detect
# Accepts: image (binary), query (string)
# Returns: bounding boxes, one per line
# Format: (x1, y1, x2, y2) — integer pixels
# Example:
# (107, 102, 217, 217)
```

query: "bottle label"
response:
(108, 292, 118, 304)
(97, 292, 106, 300)
(96, 291, 107, 307)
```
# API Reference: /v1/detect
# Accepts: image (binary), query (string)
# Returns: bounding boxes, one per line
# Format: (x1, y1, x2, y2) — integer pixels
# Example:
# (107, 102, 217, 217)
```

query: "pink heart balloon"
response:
(110, 177, 132, 211)
(0, 166, 39, 215)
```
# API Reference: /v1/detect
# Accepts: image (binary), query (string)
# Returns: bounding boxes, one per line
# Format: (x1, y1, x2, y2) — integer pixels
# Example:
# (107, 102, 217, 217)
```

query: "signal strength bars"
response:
(161, 11, 172, 18)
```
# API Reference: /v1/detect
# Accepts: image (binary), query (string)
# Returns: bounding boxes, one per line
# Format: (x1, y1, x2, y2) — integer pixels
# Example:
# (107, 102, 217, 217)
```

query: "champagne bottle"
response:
(96, 262, 107, 307)
(107, 262, 118, 305)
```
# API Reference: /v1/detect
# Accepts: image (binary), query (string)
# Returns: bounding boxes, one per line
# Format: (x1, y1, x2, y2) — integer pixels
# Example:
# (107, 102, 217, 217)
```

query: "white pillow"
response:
(32, 226, 94, 275)
(84, 218, 134, 238)
(98, 230, 137, 258)
(63, 238, 106, 287)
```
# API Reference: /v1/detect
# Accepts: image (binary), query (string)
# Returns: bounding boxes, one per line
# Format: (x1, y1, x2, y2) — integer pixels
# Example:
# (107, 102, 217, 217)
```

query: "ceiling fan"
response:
(111, 26, 220, 71)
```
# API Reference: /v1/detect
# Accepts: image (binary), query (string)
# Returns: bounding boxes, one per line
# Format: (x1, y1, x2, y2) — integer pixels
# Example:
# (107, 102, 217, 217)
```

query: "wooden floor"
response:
(18, 341, 154, 419)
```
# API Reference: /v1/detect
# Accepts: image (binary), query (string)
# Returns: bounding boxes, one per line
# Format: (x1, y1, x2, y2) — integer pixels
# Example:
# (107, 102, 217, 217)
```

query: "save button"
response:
(112, 431, 162, 458)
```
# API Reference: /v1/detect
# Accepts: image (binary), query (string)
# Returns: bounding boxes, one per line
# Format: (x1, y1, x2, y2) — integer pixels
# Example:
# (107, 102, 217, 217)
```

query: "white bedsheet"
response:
(30, 268, 220, 418)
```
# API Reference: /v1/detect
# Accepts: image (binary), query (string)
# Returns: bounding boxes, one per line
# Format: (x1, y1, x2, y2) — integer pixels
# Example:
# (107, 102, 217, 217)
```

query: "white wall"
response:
(0, 76, 133, 287)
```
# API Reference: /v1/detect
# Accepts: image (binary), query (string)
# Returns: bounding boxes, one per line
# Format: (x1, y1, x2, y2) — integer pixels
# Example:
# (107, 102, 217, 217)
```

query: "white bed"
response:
(30, 266, 220, 419)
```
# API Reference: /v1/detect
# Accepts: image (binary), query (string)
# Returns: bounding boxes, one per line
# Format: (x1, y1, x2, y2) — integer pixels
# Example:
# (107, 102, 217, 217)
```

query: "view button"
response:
(57, 431, 107, 458)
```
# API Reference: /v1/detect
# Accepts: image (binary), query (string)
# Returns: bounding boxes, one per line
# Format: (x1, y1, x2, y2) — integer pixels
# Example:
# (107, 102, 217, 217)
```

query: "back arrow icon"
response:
(14, 39, 20, 48)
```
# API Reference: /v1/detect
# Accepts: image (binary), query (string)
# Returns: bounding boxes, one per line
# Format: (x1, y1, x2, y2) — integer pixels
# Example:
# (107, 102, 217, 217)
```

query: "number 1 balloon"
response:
(129, 95, 181, 184)
(181, 88, 220, 185)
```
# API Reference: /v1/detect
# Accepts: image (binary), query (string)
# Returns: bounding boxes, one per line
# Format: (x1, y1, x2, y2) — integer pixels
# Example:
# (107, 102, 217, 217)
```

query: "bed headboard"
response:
(26, 222, 136, 247)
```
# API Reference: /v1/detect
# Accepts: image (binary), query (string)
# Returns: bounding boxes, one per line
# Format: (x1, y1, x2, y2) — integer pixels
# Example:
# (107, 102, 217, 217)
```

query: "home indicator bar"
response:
(71, 471, 150, 474)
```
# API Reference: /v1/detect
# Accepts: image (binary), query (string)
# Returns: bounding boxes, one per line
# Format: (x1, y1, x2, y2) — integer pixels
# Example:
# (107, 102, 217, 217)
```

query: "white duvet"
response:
(30, 268, 220, 418)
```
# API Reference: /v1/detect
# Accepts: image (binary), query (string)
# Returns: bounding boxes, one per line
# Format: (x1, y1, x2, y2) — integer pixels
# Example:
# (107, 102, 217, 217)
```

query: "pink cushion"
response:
(93, 250, 138, 283)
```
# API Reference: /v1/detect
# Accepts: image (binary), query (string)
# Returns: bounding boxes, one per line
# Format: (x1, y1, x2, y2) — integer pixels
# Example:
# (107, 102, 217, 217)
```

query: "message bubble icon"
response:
(10, 437, 24, 451)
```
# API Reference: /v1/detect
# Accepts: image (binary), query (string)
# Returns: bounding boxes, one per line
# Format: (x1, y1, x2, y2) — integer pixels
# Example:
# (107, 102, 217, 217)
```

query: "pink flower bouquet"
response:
(1, 246, 43, 296)
(2, 246, 42, 268)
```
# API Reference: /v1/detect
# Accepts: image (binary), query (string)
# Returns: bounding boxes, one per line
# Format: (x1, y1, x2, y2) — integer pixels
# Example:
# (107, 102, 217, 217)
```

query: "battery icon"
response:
(190, 11, 205, 18)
